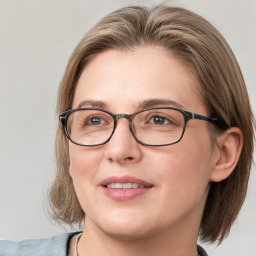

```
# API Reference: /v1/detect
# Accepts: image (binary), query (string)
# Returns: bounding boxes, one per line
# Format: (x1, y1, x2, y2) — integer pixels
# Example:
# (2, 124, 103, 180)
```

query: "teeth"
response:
(132, 183, 139, 188)
(106, 183, 145, 189)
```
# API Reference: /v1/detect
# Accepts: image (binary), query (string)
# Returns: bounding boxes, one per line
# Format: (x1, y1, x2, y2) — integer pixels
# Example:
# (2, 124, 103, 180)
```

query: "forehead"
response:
(73, 46, 205, 113)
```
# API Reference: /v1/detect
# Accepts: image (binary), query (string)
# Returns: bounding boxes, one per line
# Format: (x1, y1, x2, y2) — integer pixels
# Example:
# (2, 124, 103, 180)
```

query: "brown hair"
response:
(49, 5, 255, 243)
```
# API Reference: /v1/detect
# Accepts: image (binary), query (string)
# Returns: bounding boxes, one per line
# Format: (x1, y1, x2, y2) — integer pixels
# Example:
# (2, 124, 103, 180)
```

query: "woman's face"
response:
(70, 46, 218, 240)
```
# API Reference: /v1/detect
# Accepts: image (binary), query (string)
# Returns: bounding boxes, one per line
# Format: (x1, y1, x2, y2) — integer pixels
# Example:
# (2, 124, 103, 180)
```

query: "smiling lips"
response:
(101, 176, 153, 201)
(107, 183, 147, 189)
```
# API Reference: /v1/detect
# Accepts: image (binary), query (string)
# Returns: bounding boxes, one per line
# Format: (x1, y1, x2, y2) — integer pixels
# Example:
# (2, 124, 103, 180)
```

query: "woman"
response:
(1, 5, 254, 256)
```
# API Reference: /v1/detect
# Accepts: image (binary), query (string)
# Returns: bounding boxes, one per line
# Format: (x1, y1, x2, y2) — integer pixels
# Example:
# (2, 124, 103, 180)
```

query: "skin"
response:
(68, 46, 242, 256)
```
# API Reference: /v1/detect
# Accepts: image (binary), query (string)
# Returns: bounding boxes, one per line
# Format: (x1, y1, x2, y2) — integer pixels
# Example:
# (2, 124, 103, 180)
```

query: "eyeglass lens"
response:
(66, 108, 185, 146)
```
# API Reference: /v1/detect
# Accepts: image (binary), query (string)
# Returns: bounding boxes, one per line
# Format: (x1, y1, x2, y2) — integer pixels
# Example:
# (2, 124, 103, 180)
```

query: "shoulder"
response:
(0, 232, 78, 256)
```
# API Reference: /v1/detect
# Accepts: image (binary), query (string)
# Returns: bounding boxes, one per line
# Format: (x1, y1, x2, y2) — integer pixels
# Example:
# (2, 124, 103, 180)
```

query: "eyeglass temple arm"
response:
(190, 112, 228, 129)
(59, 115, 66, 127)
(192, 113, 217, 122)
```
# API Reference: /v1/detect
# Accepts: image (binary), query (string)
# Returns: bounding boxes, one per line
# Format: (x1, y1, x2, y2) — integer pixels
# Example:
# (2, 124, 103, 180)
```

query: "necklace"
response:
(76, 233, 200, 256)
(76, 233, 83, 256)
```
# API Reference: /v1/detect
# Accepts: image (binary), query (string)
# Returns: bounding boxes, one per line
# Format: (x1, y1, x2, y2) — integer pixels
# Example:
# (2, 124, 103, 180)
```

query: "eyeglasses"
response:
(59, 107, 218, 147)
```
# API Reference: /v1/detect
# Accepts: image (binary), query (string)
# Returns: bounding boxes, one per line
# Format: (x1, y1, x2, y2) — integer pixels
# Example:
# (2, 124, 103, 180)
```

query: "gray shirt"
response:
(0, 233, 208, 256)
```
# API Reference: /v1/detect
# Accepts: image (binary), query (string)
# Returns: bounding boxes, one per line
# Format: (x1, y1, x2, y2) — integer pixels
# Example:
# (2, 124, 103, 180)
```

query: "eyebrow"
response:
(77, 98, 185, 110)
(137, 99, 185, 110)
(78, 100, 108, 109)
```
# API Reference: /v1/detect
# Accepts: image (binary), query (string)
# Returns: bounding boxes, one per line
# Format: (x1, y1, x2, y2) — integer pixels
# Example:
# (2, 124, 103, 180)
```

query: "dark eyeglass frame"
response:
(59, 107, 219, 147)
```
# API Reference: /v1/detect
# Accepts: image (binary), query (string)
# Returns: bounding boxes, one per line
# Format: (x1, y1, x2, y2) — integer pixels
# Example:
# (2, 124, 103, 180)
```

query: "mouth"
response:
(101, 176, 153, 201)
(105, 183, 149, 189)
(101, 175, 153, 188)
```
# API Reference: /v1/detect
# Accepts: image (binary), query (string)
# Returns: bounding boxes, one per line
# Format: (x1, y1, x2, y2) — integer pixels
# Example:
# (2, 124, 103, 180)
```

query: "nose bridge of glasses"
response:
(115, 114, 132, 121)
(112, 114, 135, 141)
(114, 114, 134, 134)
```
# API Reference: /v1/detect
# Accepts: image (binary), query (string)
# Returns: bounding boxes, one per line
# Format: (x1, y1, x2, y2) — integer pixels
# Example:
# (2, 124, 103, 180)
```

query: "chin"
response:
(102, 226, 151, 241)
(96, 215, 152, 240)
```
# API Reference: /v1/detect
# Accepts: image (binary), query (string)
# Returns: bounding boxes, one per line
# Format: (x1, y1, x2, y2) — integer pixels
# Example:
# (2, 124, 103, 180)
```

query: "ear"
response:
(210, 127, 243, 182)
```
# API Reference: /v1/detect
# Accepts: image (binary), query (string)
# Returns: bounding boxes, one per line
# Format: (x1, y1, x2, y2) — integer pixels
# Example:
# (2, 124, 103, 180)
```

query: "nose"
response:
(104, 118, 142, 164)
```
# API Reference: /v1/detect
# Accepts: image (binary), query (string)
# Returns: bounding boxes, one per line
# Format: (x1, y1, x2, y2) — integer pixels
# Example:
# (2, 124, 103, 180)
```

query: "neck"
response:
(78, 218, 199, 256)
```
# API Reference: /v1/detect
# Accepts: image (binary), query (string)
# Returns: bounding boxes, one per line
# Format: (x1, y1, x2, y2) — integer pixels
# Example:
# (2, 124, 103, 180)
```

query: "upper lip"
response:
(101, 175, 153, 187)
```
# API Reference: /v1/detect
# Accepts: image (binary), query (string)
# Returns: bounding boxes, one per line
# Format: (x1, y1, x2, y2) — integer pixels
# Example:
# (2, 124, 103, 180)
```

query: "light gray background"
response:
(0, 0, 255, 255)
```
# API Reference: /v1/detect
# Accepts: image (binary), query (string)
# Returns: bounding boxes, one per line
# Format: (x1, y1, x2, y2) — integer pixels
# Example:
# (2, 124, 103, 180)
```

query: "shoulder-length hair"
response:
(49, 5, 254, 244)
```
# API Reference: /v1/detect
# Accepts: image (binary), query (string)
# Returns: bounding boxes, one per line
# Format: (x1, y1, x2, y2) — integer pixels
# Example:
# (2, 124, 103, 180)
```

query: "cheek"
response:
(178, 132, 213, 187)
(151, 129, 213, 201)
(154, 150, 210, 193)
(68, 145, 102, 213)
(69, 145, 101, 199)
(69, 144, 101, 177)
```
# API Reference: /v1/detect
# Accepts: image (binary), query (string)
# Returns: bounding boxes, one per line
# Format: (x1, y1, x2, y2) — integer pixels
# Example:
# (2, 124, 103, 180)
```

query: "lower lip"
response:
(102, 186, 152, 201)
